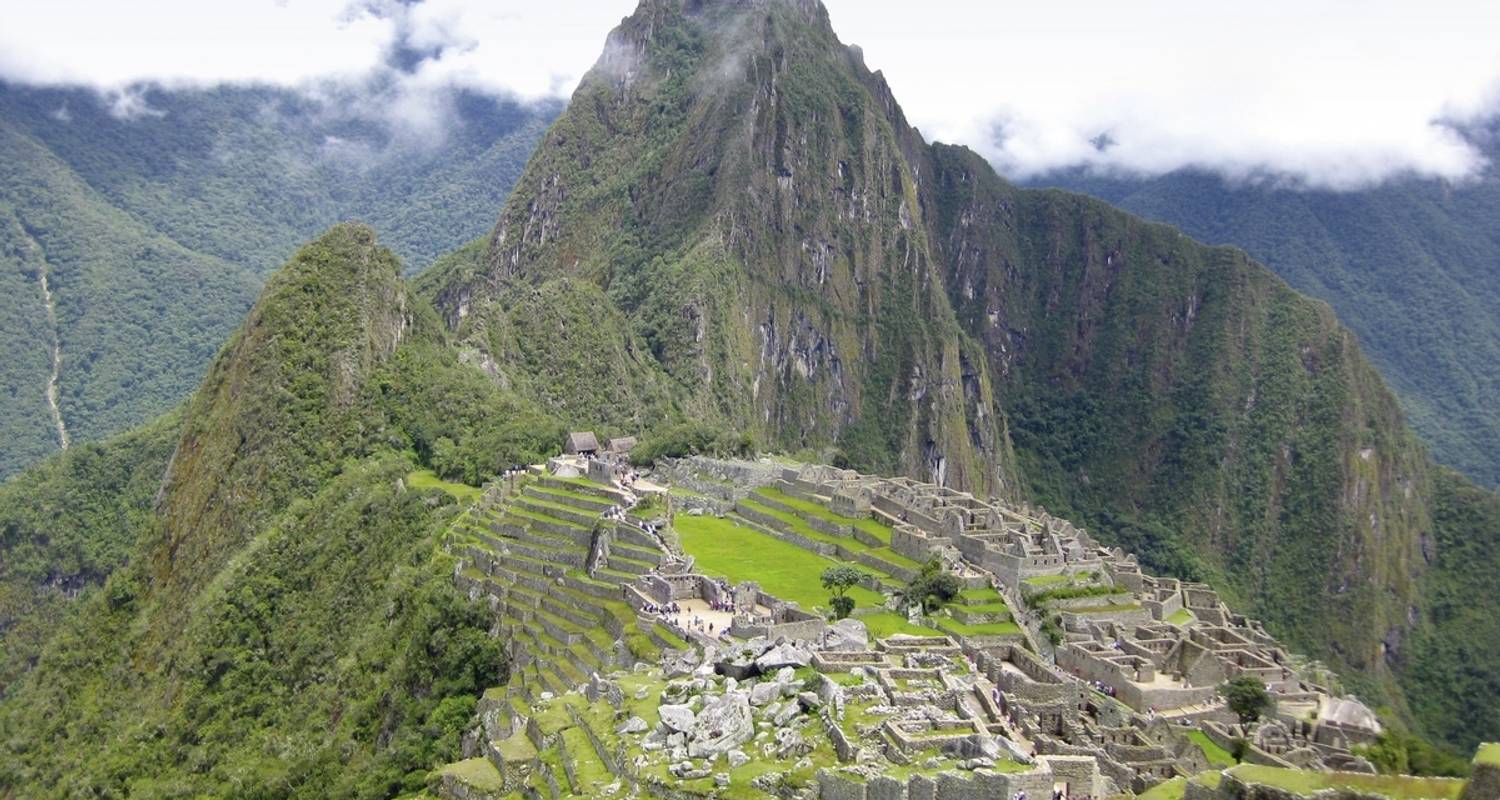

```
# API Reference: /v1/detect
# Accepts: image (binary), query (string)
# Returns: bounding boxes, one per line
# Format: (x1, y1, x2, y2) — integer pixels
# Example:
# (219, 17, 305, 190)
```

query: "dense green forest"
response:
(0, 226, 559, 796)
(0, 83, 556, 480)
(1032, 143, 1500, 488)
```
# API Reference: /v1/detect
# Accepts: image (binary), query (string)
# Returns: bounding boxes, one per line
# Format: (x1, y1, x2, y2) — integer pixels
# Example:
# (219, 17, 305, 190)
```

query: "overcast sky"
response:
(3, 0, 1498, 189)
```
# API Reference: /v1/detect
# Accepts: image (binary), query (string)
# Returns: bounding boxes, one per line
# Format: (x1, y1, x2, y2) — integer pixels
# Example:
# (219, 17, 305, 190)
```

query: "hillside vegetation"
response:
(0, 83, 555, 480)
(1033, 152, 1500, 489)
(0, 226, 559, 796)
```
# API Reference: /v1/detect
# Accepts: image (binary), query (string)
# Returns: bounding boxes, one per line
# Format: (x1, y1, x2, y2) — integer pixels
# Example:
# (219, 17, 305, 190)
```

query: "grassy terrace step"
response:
(609, 541, 662, 564)
(491, 535, 586, 569)
(738, 498, 872, 553)
(527, 484, 616, 512)
(606, 553, 656, 574)
(568, 641, 603, 673)
(553, 654, 587, 687)
(505, 505, 592, 533)
(514, 495, 600, 528)
(493, 729, 539, 764)
(753, 485, 894, 544)
(560, 726, 615, 793)
(482, 521, 576, 553)
(560, 570, 621, 599)
(652, 623, 691, 651)
(591, 567, 640, 585)
(537, 474, 629, 503)
(957, 587, 1004, 604)
(934, 616, 1023, 638)
(433, 758, 504, 796)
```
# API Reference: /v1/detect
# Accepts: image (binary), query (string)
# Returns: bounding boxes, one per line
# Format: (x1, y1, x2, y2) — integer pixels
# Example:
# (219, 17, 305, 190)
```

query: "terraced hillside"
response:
(426, 457, 1495, 800)
(447, 472, 687, 756)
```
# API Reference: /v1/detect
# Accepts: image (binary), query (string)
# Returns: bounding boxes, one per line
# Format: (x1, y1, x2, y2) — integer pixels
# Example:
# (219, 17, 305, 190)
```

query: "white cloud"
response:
(822, 0, 1500, 188)
(2, 0, 1498, 188)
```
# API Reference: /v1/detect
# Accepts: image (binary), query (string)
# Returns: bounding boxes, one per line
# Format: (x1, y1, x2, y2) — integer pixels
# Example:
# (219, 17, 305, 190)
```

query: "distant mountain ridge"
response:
(0, 82, 557, 480)
(1029, 130, 1500, 488)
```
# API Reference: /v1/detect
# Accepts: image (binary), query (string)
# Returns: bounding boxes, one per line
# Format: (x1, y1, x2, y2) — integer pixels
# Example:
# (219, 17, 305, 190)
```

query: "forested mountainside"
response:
(0, 1, 1496, 795)
(0, 225, 559, 796)
(0, 84, 556, 480)
(432, 0, 1499, 748)
(1030, 139, 1500, 489)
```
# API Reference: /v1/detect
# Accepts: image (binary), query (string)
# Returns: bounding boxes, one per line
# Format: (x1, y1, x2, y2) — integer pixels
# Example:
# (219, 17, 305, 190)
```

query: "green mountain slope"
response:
(0, 225, 549, 796)
(0, 84, 555, 481)
(1030, 152, 1500, 488)
(430, 0, 1499, 750)
(0, 119, 260, 478)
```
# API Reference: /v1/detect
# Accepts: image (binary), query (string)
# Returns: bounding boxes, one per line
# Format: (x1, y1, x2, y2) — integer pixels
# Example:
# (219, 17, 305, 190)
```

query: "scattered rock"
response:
(714, 773, 731, 787)
(727, 749, 750, 768)
(688, 692, 755, 757)
(617, 716, 648, 734)
(773, 702, 801, 726)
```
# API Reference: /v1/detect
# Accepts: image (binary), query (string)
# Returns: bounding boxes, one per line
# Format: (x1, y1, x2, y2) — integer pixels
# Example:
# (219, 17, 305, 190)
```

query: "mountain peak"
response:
(149, 222, 410, 627)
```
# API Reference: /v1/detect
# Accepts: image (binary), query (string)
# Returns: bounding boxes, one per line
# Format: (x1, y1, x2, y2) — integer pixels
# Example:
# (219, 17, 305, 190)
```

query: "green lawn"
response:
(1187, 729, 1236, 767)
(407, 469, 482, 504)
(935, 616, 1022, 637)
(1023, 574, 1072, 587)
(1137, 777, 1186, 800)
(1479, 743, 1500, 766)
(677, 515, 885, 610)
(1229, 766, 1466, 800)
(859, 611, 940, 637)
(958, 587, 1003, 603)
(1167, 608, 1194, 625)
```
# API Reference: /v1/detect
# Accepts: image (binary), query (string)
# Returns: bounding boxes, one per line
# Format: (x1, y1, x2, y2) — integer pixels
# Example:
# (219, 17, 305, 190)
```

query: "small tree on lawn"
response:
(1220, 676, 1274, 724)
(821, 565, 866, 620)
(901, 558, 961, 614)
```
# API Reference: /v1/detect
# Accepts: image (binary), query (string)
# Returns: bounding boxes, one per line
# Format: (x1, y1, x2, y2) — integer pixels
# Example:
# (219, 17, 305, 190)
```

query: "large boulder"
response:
(659, 703, 697, 733)
(750, 680, 782, 707)
(688, 692, 755, 757)
(755, 642, 812, 671)
(824, 618, 869, 651)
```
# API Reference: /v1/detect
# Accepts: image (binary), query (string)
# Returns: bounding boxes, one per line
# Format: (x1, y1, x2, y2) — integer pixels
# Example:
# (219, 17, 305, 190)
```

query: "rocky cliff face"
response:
(434, 0, 1498, 745)
(435, 0, 1015, 496)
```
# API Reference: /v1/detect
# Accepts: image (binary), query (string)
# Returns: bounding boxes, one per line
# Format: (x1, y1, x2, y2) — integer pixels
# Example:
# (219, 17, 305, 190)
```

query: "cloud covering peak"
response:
(3, 0, 1498, 189)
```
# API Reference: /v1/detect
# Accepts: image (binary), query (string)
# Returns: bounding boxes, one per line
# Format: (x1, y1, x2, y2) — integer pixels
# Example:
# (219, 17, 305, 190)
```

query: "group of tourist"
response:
(641, 601, 684, 616)
(602, 504, 629, 521)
